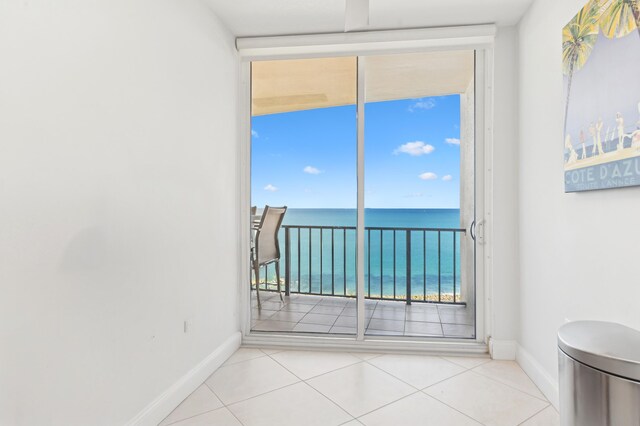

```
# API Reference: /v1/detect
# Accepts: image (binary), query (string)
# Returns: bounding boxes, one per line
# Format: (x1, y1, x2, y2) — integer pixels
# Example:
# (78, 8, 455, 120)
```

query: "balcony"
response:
(251, 224, 475, 339)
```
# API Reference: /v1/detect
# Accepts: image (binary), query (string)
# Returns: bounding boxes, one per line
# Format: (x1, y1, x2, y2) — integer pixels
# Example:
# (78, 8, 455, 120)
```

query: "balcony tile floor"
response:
(250, 292, 475, 339)
(159, 348, 558, 426)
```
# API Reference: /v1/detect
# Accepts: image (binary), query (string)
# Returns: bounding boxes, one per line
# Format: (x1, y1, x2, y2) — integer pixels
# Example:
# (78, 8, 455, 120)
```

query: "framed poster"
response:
(563, 0, 640, 192)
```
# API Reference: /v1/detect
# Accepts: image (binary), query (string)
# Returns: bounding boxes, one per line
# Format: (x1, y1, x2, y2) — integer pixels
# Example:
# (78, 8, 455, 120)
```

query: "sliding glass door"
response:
(363, 51, 476, 338)
(249, 51, 477, 340)
(249, 57, 358, 335)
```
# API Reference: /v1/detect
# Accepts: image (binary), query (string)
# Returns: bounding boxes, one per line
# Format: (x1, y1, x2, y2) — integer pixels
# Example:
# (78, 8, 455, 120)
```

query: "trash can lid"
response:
(558, 321, 640, 382)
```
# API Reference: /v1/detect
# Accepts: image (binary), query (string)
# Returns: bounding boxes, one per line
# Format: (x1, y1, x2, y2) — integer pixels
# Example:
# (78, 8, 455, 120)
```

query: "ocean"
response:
(260, 208, 465, 301)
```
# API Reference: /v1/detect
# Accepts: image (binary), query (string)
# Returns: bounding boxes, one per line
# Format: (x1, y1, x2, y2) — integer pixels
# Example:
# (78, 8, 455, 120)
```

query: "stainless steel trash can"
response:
(558, 321, 640, 426)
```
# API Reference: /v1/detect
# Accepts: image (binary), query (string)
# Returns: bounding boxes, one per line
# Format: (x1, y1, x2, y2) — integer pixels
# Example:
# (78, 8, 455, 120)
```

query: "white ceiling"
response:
(206, 0, 533, 38)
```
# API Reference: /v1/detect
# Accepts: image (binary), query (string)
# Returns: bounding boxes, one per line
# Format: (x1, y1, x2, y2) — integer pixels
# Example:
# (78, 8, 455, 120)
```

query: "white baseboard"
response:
(488, 338, 517, 360)
(516, 344, 559, 410)
(243, 333, 488, 356)
(126, 331, 241, 426)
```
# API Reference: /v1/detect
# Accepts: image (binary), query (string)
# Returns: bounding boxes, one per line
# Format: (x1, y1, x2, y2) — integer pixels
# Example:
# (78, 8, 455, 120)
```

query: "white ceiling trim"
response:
(236, 25, 496, 61)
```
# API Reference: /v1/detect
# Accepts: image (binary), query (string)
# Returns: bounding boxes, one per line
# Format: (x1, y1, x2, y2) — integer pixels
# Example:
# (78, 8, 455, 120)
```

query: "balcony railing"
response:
(258, 224, 467, 305)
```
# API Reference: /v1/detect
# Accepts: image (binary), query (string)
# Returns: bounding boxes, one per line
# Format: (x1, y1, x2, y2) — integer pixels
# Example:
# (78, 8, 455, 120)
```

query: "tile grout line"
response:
(354, 388, 484, 426)
(483, 360, 554, 403)
(467, 367, 551, 403)
(171, 384, 248, 426)
(417, 371, 496, 426)
(265, 352, 358, 421)
(353, 389, 423, 420)
(204, 350, 306, 411)
(223, 352, 268, 367)
(402, 305, 408, 336)
(404, 304, 446, 337)
(301, 380, 363, 422)
(364, 357, 484, 425)
(365, 355, 480, 395)
(266, 351, 313, 382)
(253, 293, 322, 332)
(295, 297, 342, 330)
(268, 350, 364, 381)
(217, 380, 305, 410)
(300, 378, 366, 422)
(299, 361, 423, 420)
(422, 370, 550, 425)
(226, 405, 247, 426)
(516, 404, 553, 426)
(352, 352, 383, 361)
(354, 357, 491, 423)
(437, 356, 491, 370)
(419, 391, 486, 426)
(362, 358, 422, 391)
(160, 405, 241, 426)
(436, 304, 445, 337)
(328, 301, 349, 330)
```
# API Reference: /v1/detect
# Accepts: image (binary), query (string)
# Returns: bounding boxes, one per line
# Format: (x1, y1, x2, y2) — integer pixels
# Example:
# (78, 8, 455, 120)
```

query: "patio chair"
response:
(250, 206, 258, 244)
(252, 205, 287, 308)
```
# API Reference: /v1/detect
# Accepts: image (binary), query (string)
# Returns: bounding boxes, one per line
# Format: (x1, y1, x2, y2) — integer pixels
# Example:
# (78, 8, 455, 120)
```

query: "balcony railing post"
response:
(438, 231, 441, 303)
(406, 230, 411, 305)
(367, 229, 371, 298)
(320, 228, 323, 294)
(453, 231, 456, 303)
(285, 226, 291, 296)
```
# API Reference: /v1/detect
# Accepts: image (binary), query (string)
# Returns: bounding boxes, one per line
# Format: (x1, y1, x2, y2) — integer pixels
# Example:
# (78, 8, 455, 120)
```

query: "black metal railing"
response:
(255, 224, 467, 305)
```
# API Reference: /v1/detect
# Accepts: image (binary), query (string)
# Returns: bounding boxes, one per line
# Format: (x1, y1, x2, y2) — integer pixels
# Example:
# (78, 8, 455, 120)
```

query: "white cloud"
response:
(251, 129, 259, 138)
(445, 138, 460, 145)
(442, 175, 453, 181)
(419, 172, 438, 180)
(303, 166, 322, 175)
(264, 184, 278, 192)
(394, 141, 435, 156)
(408, 98, 436, 112)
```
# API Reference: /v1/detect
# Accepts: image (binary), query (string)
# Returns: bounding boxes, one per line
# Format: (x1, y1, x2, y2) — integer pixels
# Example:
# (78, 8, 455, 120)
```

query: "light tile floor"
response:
(159, 348, 559, 426)
(251, 292, 475, 339)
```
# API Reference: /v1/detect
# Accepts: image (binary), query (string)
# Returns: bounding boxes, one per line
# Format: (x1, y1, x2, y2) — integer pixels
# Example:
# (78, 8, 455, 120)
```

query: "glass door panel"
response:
(249, 57, 358, 335)
(362, 51, 476, 338)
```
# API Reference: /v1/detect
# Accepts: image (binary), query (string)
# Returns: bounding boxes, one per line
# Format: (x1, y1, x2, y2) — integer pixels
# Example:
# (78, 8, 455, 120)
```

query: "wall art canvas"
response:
(563, 0, 640, 192)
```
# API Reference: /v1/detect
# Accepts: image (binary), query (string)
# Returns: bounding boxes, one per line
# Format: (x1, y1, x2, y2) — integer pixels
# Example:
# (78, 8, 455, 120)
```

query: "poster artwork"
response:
(563, 0, 640, 192)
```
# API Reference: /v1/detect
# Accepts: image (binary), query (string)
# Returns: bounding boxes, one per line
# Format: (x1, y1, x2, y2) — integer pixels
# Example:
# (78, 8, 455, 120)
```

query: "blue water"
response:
(261, 208, 465, 301)
(283, 208, 461, 228)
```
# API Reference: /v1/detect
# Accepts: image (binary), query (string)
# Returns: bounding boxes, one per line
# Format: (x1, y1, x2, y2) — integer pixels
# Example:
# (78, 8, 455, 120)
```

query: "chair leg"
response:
(253, 261, 261, 309)
(275, 261, 283, 302)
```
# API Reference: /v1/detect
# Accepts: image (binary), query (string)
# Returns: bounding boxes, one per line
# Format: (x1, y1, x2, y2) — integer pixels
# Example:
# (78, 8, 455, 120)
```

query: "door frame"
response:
(237, 25, 495, 354)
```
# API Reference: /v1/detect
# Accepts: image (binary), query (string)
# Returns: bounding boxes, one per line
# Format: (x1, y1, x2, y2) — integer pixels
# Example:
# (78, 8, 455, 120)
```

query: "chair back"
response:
(255, 205, 287, 265)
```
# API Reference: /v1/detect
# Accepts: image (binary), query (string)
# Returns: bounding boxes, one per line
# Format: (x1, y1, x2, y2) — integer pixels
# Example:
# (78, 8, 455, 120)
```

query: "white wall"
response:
(518, 0, 640, 398)
(490, 26, 521, 347)
(0, 1, 239, 424)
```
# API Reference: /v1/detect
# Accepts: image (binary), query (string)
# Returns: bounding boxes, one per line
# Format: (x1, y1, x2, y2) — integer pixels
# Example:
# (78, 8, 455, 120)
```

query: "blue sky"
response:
(251, 95, 461, 209)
